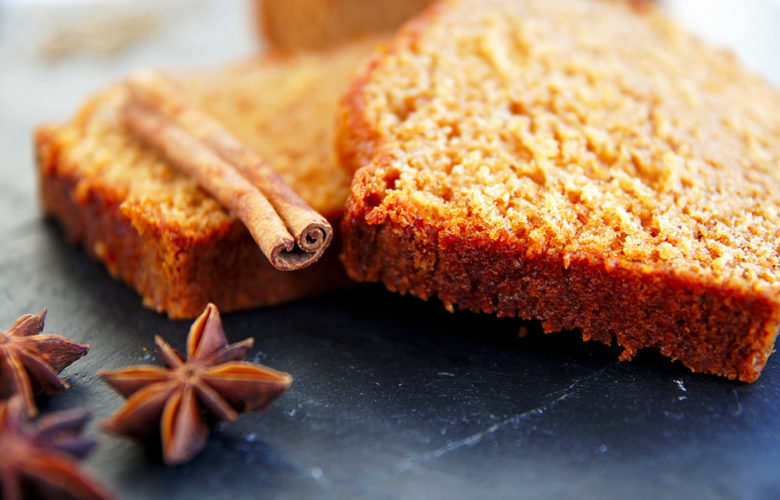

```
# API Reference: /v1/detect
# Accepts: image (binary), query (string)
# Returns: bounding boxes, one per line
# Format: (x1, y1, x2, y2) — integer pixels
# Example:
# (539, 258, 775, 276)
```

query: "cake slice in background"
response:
(36, 37, 379, 319)
(257, 0, 434, 50)
(338, 0, 780, 381)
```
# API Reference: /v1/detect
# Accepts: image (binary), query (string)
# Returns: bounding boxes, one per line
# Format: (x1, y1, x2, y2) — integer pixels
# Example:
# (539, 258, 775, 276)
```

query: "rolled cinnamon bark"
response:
(123, 70, 333, 271)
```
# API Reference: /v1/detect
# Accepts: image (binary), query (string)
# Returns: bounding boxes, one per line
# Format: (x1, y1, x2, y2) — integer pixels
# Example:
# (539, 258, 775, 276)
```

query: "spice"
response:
(0, 310, 89, 417)
(0, 396, 113, 500)
(99, 303, 292, 465)
(123, 70, 333, 271)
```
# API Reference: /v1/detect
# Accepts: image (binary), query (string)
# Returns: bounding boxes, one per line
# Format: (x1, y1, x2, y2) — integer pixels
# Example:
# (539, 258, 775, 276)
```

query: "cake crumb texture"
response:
(339, 0, 780, 381)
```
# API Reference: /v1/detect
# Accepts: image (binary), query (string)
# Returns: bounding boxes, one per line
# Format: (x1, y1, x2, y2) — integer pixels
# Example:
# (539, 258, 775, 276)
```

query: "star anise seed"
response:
(99, 303, 293, 465)
(0, 310, 90, 417)
(0, 395, 114, 500)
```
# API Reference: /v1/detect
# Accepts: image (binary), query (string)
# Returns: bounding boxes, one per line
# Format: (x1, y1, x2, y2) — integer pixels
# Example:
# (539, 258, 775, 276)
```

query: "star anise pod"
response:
(0, 310, 90, 417)
(99, 303, 293, 465)
(0, 395, 113, 500)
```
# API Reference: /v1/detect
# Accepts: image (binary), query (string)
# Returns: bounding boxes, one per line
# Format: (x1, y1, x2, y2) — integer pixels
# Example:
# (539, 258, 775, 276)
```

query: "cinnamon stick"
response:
(123, 70, 333, 271)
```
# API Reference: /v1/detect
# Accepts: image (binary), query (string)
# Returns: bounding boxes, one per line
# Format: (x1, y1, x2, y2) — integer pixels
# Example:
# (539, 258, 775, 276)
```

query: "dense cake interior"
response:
(345, 0, 780, 295)
(50, 39, 379, 237)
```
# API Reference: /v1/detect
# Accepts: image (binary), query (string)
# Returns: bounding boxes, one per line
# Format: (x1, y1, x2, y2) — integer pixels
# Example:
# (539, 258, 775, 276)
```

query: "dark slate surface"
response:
(1, 1, 779, 499)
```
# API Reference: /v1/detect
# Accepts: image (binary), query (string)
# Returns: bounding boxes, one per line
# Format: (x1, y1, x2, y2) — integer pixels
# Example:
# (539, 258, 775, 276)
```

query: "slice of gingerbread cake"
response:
(37, 37, 379, 319)
(338, 0, 780, 381)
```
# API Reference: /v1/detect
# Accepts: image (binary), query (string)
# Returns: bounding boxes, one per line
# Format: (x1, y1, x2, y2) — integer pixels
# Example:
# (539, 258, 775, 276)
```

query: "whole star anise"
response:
(0, 395, 113, 500)
(0, 310, 89, 417)
(99, 303, 293, 465)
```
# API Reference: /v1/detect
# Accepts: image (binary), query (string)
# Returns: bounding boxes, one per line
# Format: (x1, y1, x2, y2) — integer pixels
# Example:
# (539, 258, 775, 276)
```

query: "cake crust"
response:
(338, 0, 780, 381)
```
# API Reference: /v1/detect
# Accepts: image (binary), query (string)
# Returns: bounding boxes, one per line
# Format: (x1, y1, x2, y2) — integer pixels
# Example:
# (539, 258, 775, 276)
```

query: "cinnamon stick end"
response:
(270, 221, 333, 271)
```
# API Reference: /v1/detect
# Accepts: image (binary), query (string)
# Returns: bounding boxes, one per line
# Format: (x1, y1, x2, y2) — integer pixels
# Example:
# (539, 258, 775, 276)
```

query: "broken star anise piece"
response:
(0, 395, 114, 500)
(99, 303, 293, 466)
(0, 310, 90, 417)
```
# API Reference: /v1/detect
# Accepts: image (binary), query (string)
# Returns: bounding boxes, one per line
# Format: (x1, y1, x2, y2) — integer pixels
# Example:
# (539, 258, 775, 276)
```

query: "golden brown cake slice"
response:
(36, 37, 379, 319)
(338, 0, 780, 381)
(258, 0, 433, 50)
